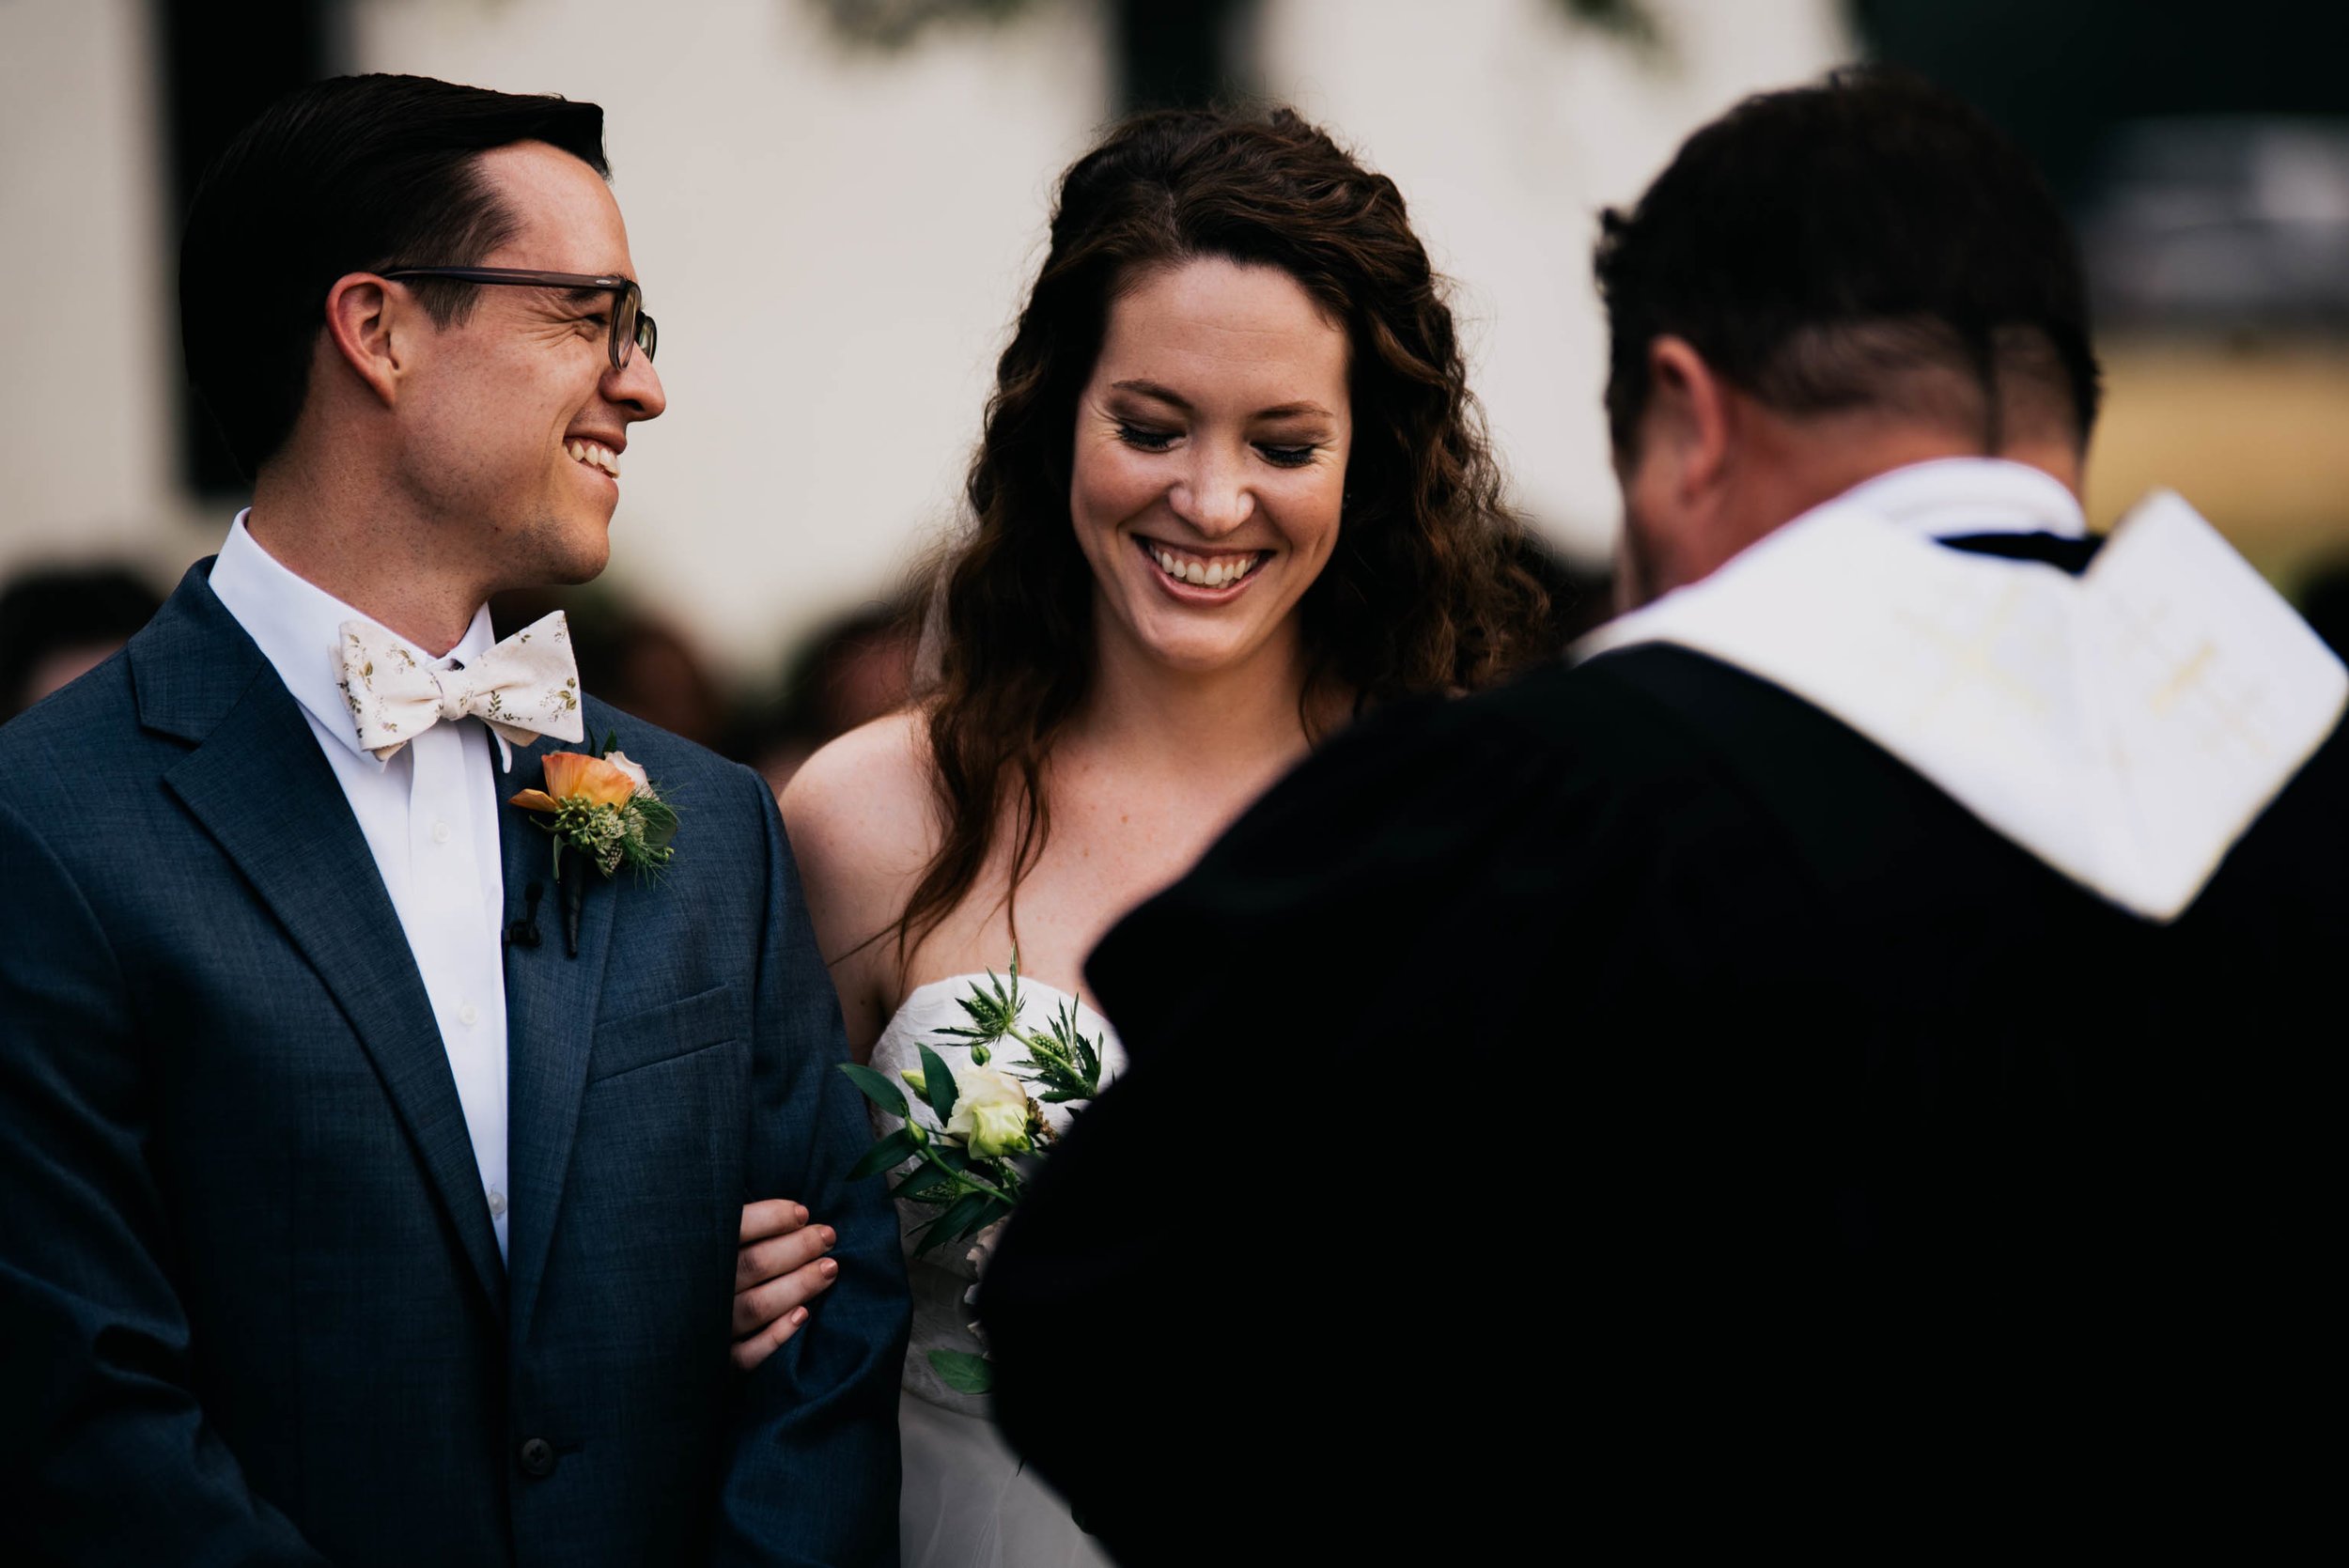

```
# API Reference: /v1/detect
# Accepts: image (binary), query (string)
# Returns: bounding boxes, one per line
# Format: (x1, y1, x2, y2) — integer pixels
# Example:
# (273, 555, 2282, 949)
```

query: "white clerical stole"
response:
(1578, 460, 2347, 923)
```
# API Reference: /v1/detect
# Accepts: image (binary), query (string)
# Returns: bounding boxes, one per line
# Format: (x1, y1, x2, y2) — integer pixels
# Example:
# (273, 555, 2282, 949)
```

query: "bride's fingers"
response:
(738, 1230, 850, 1333)
(735, 1220, 836, 1294)
(729, 1255, 843, 1357)
(730, 1303, 810, 1373)
(738, 1198, 808, 1246)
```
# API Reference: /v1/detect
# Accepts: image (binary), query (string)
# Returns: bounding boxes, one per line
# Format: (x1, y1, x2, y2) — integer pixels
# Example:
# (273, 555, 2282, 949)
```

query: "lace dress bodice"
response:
(867, 974, 1127, 1415)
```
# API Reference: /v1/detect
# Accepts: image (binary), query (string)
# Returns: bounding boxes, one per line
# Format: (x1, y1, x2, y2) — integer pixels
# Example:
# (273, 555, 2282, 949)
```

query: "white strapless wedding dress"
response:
(869, 975, 1127, 1568)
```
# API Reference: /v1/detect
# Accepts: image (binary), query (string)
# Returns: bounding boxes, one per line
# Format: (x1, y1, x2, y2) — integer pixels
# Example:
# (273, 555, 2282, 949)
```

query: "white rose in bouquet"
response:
(944, 1061, 1034, 1158)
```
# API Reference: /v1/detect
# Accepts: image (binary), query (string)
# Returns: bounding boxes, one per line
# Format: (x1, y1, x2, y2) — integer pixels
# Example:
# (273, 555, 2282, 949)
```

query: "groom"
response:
(982, 69, 2343, 1555)
(0, 76, 905, 1563)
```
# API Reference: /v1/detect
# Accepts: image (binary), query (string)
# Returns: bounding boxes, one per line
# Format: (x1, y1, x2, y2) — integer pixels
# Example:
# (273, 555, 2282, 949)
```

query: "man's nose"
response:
(608, 350, 666, 421)
(1169, 445, 1252, 537)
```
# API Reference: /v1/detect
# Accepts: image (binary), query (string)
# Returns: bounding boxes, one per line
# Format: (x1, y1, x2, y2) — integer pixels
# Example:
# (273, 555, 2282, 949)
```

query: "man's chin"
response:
(511, 518, 613, 589)
(545, 548, 611, 588)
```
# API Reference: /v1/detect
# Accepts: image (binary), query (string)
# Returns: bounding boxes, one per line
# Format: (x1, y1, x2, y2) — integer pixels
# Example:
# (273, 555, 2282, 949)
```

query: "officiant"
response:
(978, 67, 2343, 1559)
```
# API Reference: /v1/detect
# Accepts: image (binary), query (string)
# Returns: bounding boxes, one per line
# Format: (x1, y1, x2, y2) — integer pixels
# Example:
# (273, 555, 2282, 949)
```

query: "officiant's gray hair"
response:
(1595, 67, 2101, 458)
(179, 74, 608, 479)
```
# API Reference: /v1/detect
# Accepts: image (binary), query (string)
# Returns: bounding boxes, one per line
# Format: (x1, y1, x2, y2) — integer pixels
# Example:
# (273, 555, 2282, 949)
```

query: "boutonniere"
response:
(508, 733, 678, 955)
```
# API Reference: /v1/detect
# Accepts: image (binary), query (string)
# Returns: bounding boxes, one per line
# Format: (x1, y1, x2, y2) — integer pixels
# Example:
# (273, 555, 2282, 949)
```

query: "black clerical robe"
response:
(979, 529, 2342, 1558)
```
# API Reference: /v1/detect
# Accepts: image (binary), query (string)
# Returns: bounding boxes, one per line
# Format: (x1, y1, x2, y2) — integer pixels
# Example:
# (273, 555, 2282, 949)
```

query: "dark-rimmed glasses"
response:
(380, 266, 658, 372)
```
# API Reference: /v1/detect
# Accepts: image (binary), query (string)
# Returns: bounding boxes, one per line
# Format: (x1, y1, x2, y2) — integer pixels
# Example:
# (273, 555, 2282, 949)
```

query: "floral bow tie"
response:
(334, 611, 584, 762)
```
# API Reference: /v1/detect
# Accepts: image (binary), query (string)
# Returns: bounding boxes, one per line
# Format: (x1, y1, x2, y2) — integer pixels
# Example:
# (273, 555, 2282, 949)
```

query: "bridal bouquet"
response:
(839, 955, 1105, 1392)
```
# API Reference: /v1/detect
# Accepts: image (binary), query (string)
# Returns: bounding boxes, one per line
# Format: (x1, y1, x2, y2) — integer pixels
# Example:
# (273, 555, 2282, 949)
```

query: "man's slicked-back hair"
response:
(1595, 67, 2101, 456)
(179, 73, 608, 478)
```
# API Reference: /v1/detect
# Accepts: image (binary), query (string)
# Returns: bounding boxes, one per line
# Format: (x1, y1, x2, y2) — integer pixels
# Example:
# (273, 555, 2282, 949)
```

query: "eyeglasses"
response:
(379, 266, 658, 372)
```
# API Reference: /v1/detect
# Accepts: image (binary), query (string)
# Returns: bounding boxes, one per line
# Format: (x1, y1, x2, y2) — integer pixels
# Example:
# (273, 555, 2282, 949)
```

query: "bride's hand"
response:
(731, 1199, 840, 1372)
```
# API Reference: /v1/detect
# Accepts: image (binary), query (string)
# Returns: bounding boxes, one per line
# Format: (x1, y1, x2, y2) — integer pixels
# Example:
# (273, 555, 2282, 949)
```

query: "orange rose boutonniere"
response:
(508, 739, 679, 883)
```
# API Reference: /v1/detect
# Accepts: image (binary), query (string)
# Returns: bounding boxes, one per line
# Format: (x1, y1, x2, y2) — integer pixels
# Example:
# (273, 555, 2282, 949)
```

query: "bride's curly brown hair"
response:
(896, 104, 1551, 963)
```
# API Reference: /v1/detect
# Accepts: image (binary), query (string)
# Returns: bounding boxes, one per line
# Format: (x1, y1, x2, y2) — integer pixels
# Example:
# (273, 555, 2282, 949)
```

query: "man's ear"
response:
(1644, 335, 1734, 505)
(322, 273, 412, 408)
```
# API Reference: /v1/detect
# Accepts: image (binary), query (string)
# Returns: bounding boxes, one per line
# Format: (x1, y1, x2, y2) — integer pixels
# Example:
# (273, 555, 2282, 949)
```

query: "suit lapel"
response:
(499, 739, 620, 1342)
(152, 585, 508, 1316)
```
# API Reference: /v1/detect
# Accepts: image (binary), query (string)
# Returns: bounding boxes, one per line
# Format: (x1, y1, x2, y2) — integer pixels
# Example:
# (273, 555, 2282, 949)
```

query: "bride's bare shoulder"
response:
(779, 708, 938, 883)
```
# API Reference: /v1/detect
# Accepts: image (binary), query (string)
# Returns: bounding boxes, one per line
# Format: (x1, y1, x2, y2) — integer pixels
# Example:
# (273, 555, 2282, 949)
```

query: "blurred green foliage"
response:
(808, 0, 1039, 50)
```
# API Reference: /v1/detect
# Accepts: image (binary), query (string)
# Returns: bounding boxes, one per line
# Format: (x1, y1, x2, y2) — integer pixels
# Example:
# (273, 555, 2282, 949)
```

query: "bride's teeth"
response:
(1150, 544, 1262, 586)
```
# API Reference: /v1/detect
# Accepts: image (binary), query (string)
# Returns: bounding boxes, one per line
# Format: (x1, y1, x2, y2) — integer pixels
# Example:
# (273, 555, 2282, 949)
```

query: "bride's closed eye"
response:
(1114, 422, 1178, 453)
(1115, 423, 1323, 469)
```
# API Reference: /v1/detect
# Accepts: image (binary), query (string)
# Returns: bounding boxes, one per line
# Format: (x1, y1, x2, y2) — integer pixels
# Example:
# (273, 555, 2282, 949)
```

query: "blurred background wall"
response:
(7, 0, 2349, 761)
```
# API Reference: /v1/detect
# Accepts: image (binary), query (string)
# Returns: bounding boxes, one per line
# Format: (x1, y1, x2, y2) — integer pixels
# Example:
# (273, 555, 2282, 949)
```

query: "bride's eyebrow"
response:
(1109, 380, 1333, 423)
(1110, 379, 1190, 410)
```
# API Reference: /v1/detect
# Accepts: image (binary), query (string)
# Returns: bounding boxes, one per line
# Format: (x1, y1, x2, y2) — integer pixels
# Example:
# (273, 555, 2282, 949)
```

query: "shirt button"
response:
(431, 820, 453, 846)
(488, 1188, 507, 1218)
(459, 1001, 479, 1027)
(517, 1436, 554, 1477)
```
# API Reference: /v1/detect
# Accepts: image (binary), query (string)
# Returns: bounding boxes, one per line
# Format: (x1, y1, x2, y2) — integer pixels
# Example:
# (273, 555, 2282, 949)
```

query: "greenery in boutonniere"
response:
(838, 953, 1106, 1393)
(507, 730, 678, 881)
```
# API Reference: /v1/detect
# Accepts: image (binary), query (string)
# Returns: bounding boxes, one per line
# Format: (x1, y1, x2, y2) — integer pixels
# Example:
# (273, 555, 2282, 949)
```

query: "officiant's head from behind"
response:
(179, 75, 665, 638)
(1595, 67, 2101, 611)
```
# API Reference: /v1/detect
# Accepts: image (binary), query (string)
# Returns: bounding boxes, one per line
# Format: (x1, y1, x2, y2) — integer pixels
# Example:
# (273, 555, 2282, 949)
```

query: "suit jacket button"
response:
(518, 1437, 556, 1478)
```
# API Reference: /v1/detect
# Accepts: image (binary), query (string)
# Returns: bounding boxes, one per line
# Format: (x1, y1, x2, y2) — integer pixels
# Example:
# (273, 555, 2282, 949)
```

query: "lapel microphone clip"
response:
(506, 880, 544, 950)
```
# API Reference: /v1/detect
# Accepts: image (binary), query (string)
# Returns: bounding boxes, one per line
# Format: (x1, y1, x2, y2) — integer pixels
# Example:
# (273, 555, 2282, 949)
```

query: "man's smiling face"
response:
(392, 139, 667, 593)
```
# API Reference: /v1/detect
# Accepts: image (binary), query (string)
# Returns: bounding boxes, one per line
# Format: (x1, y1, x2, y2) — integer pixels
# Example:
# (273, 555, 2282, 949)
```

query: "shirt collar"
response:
(208, 509, 498, 768)
(1831, 457, 2089, 542)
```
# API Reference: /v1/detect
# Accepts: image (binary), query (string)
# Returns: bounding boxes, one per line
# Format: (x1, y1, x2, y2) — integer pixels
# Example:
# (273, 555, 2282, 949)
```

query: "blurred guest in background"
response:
(764, 104, 1553, 1568)
(1507, 525, 1616, 647)
(983, 68, 2344, 1557)
(742, 598, 921, 795)
(0, 564, 162, 722)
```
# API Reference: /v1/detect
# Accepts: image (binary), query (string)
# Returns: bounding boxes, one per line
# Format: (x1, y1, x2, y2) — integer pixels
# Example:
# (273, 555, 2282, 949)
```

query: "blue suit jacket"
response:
(0, 566, 909, 1566)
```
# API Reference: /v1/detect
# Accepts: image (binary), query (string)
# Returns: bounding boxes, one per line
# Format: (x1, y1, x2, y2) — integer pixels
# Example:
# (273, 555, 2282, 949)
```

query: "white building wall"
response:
(0, 0, 193, 582)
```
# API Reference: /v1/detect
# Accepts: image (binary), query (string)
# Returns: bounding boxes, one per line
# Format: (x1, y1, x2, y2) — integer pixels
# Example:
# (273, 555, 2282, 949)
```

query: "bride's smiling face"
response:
(1069, 256, 1352, 675)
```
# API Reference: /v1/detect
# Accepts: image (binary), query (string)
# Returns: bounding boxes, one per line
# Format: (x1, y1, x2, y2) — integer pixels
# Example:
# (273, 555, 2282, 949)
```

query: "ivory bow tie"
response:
(334, 612, 585, 761)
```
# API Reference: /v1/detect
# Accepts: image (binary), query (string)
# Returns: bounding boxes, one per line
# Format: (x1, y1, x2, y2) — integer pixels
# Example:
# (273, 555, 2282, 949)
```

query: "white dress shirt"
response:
(210, 512, 515, 1261)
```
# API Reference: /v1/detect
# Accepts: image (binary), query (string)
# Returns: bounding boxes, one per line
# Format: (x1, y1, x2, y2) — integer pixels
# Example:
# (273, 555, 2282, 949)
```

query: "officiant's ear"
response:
(1641, 335, 1734, 504)
(322, 272, 412, 407)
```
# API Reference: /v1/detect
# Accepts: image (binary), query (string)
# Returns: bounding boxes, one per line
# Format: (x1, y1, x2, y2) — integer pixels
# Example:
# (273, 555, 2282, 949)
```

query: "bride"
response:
(774, 105, 1549, 1566)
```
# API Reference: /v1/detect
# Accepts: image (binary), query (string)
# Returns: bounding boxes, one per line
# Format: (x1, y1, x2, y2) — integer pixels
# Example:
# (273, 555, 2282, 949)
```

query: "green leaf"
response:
(846, 1126, 917, 1182)
(917, 1043, 959, 1126)
(632, 795, 678, 851)
(915, 1190, 999, 1256)
(890, 1163, 960, 1205)
(838, 1062, 908, 1117)
(927, 1349, 995, 1395)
